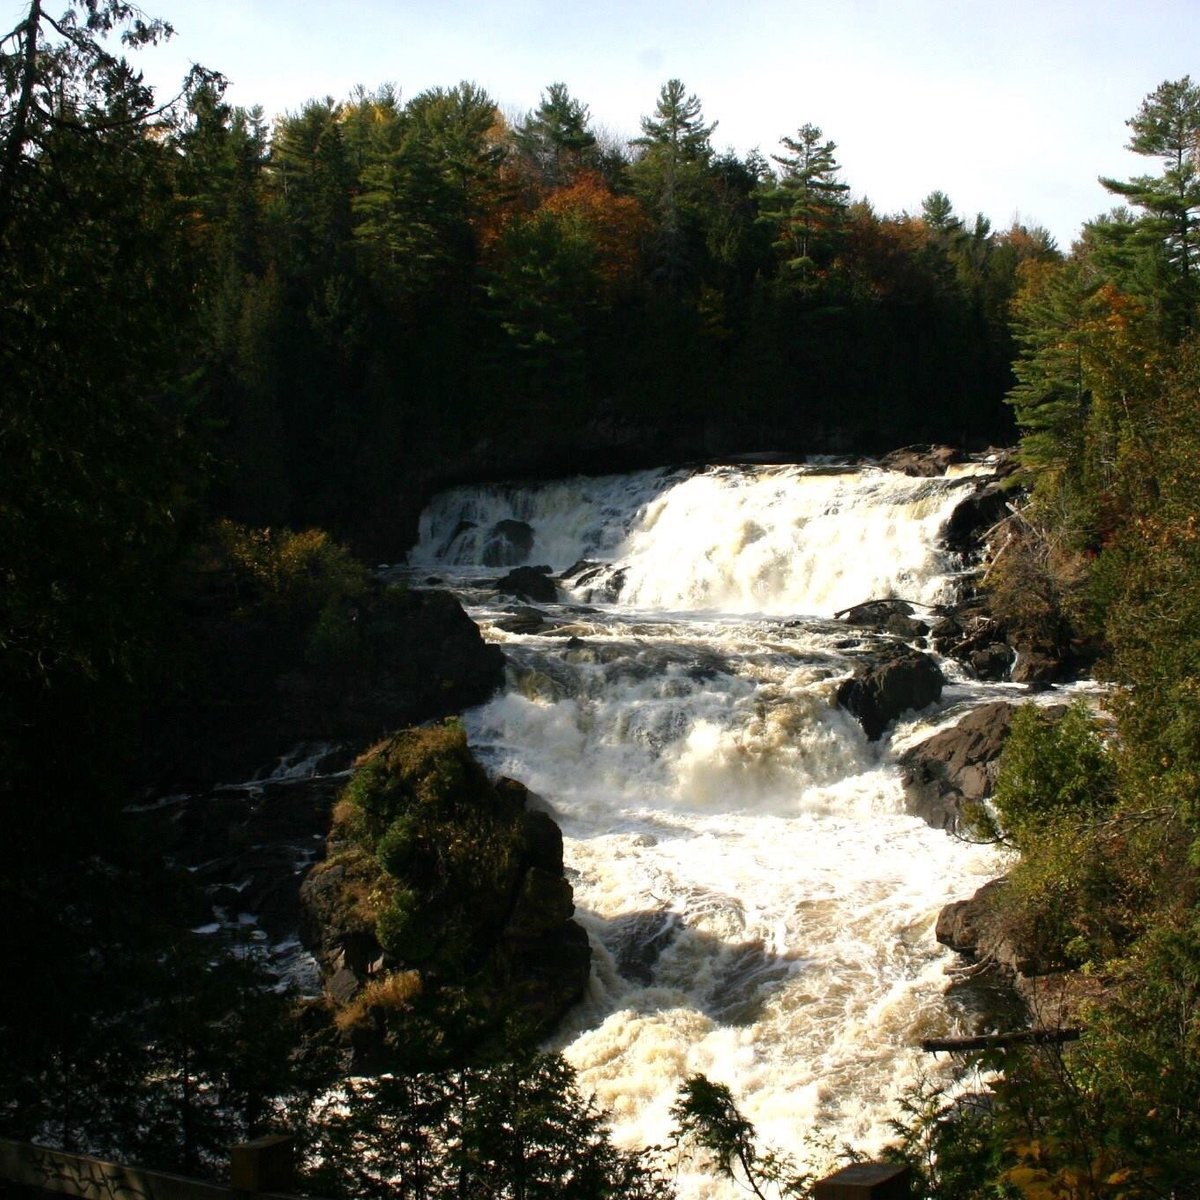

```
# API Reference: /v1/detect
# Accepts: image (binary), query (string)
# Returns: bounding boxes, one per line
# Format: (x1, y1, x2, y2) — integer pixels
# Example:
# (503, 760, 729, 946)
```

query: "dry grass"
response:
(334, 969, 424, 1032)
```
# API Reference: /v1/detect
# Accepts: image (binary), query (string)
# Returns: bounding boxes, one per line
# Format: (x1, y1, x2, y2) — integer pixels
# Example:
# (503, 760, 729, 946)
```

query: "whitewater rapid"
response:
(408, 462, 1009, 1196)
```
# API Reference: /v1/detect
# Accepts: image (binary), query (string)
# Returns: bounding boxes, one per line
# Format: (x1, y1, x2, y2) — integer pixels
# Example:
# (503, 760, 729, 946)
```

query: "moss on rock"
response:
(302, 721, 590, 1068)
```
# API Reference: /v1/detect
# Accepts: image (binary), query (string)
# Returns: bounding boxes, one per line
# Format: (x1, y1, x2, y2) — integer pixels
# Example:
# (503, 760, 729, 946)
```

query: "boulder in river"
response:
(942, 483, 1011, 554)
(482, 519, 535, 566)
(497, 564, 558, 603)
(879, 443, 964, 476)
(300, 723, 591, 1069)
(837, 598, 931, 640)
(900, 700, 1018, 832)
(834, 647, 944, 740)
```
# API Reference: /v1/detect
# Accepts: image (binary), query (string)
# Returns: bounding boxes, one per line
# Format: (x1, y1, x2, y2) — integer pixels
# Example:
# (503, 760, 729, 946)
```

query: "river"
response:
(406, 460, 1013, 1195)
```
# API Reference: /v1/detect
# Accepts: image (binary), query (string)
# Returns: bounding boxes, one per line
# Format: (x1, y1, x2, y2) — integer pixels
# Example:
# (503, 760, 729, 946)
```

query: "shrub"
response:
(991, 701, 1114, 848)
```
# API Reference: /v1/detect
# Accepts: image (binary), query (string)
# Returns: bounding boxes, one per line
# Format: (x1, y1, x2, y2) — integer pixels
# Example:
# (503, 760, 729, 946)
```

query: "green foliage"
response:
(991, 703, 1114, 847)
(669, 1075, 818, 1199)
(981, 703, 1128, 967)
(377, 889, 437, 963)
(342, 721, 481, 841)
(306, 1055, 673, 1200)
(1095, 337, 1200, 827)
(1100, 76, 1200, 335)
(883, 1075, 1016, 1199)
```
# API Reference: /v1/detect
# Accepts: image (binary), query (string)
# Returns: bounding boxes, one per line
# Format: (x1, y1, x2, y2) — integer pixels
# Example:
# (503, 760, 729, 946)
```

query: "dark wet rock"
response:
(272, 588, 506, 752)
(504, 869, 576, 939)
(561, 559, 625, 602)
(1011, 644, 1068, 684)
(938, 880, 1011, 957)
(482, 519, 535, 567)
(900, 701, 1017, 832)
(497, 565, 558, 603)
(970, 642, 1015, 680)
(930, 595, 1014, 681)
(608, 911, 683, 985)
(838, 598, 930, 640)
(880, 444, 964, 477)
(439, 519, 476, 559)
(937, 878, 1054, 979)
(494, 606, 548, 634)
(942, 484, 1011, 554)
(834, 647, 944, 740)
(519, 806, 565, 875)
(328, 965, 361, 1005)
(936, 697, 1094, 1027)
(148, 585, 504, 790)
(561, 559, 602, 582)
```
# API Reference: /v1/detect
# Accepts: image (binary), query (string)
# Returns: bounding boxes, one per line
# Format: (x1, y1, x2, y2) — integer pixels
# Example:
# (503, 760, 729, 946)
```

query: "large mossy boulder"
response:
(300, 721, 590, 1069)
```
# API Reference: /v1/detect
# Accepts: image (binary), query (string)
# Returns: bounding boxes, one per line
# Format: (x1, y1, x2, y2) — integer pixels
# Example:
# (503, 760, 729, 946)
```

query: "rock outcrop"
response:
(942, 484, 1011, 555)
(879, 443, 964, 476)
(834, 647, 945, 740)
(300, 722, 590, 1069)
(150, 581, 505, 789)
(482, 519, 534, 566)
(496, 565, 558, 603)
(838, 599, 932, 642)
(937, 878, 1103, 1027)
(900, 701, 1019, 832)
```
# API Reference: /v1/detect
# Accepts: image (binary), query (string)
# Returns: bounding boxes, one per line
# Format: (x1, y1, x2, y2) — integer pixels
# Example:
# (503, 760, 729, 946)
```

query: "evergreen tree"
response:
(630, 78, 717, 291)
(759, 123, 849, 277)
(0, 0, 230, 1147)
(1100, 76, 1200, 333)
(513, 81, 597, 187)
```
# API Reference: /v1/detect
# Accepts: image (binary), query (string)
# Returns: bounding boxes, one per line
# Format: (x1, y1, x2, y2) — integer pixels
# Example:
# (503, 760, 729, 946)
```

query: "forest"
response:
(4, 0, 1200, 1196)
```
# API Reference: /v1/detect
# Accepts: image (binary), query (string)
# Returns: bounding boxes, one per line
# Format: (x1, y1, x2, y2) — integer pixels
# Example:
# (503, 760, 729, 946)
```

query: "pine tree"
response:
(759, 123, 849, 277)
(630, 79, 717, 291)
(513, 82, 597, 187)
(1100, 76, 1200, 333)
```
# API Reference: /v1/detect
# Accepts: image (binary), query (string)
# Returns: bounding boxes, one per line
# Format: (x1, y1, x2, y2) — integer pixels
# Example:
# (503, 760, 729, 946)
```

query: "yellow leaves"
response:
(210, 518, 367, 607)
(1002, 1139, 1148, 1200)
(1002, 1164, 1069, 1198)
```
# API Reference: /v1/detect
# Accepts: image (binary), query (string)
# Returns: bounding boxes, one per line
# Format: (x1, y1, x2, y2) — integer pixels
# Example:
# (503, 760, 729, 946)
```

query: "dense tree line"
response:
(177, 72, 1036, 551)
(882, 73, 1200, 1200)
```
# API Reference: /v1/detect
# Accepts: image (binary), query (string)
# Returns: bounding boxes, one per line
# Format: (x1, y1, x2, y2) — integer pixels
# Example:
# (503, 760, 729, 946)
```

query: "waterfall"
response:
(408, 461, 1007, 1196)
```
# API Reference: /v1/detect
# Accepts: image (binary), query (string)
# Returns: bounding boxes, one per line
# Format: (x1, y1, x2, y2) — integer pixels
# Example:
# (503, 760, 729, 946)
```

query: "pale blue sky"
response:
(56, 0, 1200, 249)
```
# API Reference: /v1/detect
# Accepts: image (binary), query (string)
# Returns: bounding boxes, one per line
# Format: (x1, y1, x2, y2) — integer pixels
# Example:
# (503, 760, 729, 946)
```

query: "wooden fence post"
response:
(229, 1135, 295, 1195)
(812, 1162, 912, 1199)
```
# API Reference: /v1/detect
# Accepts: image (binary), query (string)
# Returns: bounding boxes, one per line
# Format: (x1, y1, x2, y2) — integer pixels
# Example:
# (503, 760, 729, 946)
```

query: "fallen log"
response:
(922, 1027, 1082, 1053)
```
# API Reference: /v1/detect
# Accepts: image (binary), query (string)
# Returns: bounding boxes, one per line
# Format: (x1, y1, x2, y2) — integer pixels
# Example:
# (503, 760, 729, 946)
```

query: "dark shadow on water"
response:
(572, 905, 805, 1030)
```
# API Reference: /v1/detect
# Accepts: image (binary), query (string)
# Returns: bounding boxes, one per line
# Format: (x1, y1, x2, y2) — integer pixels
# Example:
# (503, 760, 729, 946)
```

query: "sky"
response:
(62, 0, 1200, 250)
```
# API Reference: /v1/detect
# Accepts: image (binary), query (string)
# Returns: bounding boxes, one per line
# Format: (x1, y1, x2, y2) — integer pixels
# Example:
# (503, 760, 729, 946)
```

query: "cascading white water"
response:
(408, 462, 1009, 1197)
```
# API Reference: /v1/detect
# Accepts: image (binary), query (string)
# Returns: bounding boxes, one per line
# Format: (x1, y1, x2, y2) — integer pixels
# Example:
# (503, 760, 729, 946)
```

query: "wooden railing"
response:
(1, 1136, 912, 1199)
(0, 1135, 296, 1200)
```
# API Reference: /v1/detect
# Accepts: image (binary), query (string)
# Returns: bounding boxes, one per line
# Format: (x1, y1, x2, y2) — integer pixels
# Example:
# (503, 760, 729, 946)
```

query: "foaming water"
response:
(412, 463, 986, 616)
(409, 461, 1005, 1194)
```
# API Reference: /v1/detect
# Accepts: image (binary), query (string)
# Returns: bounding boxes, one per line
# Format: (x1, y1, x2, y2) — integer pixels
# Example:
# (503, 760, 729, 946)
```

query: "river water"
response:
(406, 461, 1012, 1195)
